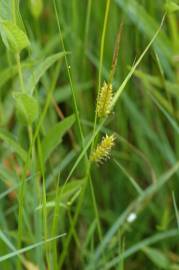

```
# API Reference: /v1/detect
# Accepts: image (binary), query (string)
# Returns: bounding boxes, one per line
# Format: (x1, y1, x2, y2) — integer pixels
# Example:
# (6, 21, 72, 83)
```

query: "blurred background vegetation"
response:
(0, 0, 179, 269)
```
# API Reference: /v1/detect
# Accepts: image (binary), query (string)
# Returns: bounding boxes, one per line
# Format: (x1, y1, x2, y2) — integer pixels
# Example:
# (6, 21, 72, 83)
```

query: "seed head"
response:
(91, 134, 115, 164)
(96, 82, 113, 118)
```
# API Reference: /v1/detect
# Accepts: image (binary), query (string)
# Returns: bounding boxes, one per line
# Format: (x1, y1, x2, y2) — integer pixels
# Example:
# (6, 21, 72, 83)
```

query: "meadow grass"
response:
(0, 0, 179, 269)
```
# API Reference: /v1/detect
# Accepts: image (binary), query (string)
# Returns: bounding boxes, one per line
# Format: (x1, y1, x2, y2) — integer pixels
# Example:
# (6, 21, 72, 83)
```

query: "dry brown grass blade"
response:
(109, 20, 124, 83)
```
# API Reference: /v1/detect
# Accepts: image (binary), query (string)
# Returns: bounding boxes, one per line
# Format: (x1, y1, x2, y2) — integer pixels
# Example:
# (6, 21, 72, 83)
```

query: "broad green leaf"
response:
(13, 92, 39, 125)
(41, 115, 75, 162)
(0, 0, 12, 21)
(0, 20, 30, 52)
(0, 128, 27, 161)
(0, 62, 32, 90)
(0, 0, 24, 28)
(25, 52, 68, 95)
(0, 65, 18, 89)
(142, 247, 170, 269)
(165, 1, 179, 13)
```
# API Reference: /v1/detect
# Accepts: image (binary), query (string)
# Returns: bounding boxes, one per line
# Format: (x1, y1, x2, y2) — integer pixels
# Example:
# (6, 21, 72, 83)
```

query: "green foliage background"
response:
(0, 0, 179, 269)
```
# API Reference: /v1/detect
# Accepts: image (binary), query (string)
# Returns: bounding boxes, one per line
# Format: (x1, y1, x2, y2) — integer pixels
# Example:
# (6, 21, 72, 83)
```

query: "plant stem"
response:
(16, 53, 25, 93)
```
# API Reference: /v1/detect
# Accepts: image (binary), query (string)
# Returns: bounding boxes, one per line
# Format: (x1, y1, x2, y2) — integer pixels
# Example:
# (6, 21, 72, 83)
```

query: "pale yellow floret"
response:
(96, 81, 113, 118)
(91, 134, 115, 164)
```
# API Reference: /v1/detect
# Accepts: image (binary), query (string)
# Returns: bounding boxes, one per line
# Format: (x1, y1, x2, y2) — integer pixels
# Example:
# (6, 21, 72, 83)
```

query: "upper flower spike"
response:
(96, 81, 113, 118)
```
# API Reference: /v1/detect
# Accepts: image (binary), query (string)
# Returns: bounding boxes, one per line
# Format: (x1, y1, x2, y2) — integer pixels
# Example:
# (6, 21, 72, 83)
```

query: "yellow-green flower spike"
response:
(91, 134, 115, 164)
(96, 81, 113, 118)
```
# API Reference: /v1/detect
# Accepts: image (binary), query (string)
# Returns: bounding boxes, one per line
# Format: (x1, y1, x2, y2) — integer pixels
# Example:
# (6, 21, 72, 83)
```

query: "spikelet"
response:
(91, 134, 115, 164)
(96, 82, 113, 118)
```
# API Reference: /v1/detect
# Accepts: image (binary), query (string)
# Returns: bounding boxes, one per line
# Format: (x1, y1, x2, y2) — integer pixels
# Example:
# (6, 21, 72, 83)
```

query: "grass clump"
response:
(0, 1, 179, 270)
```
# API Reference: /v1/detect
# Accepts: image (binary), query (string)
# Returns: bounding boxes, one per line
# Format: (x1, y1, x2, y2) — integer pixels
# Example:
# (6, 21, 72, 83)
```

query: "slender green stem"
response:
(37, 136, 50, 269)
(98, 0, 111, 95)
(51, 174, 61, 270)
(84, 0, 92, 47)
(58, 1, 111, 267)
(90, 0, 111, 155)
(83, 0, 92, 66)
(58, 14, 166, 268)
(87, 0, 111, 241)
(53, 0, 84, 146)
(16, 53, 25, 93)
(17, 61, 62, 270)
(53, 2, 103, 268)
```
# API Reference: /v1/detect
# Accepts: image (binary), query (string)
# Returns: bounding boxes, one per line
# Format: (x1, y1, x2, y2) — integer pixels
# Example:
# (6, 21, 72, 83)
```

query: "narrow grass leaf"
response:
(26, 52, 68, 95)
(114, 159, 143, 195)
(36, 179, 83, 210)
(115, 0, 172, 59)
(0, 233, 66, 262)
(66, 13, 163, 181)
(172, 191, 179, 230)
(148, 92, 179, 134)
(142, 247, 170, 269)
(111, 15, 166, 108)
(0, 20, 30, 52)
(88, 162, 179, 268)
(103, 229, 179, 269)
